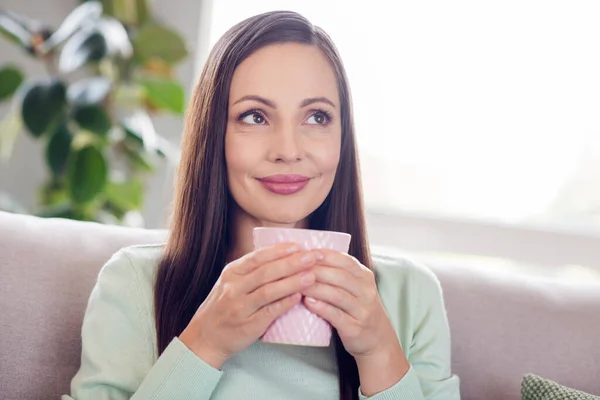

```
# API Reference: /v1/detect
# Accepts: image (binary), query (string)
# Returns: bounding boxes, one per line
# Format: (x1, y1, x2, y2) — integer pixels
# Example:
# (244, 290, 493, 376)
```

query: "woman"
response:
(64, 10, 460, 400)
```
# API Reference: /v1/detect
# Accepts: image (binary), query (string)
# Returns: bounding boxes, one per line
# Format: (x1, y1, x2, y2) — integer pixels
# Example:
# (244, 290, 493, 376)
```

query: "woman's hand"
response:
(179, 243, 317, 369)
(301, 250, 410, 395)
(301, 250, 396, 357)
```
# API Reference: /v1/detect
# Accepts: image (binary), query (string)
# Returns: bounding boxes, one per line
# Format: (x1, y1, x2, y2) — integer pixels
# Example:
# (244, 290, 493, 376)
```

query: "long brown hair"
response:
(154, 10, 371, 400)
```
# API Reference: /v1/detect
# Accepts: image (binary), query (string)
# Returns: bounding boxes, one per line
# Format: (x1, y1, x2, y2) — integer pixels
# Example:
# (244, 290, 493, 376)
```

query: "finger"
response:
(304, 296, 355, 330)
(311, 265, 362, 297)
(252, 292, 303, 329)
(229, 242, 300, 275)
(301, 282, 361, 318)
(241, 251, 317, 294)
(312, 249, 366, 278)
(246, 270, 315, 314)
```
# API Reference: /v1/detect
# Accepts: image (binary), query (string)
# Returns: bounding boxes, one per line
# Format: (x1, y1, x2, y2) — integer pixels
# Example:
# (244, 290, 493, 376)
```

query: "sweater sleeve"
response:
(62, 249, 223, 400)
(358, 258, 461, 400)
(408, 264, 461, 399)
(358, 366, 424, 400)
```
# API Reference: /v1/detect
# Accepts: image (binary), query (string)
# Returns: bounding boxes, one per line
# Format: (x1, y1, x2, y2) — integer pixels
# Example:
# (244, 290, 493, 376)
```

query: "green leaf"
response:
(102, 0, 149, 25)
(106, 178, 143, 211)
(121, 112, 179, 165)
(0, 107, 23, 161)
(45, 124, 73, 176)
(68, 145, 107, 204)
(58, 17, 132, 73)
(112, 83, 144, 108)
(58, 29, 107, 73)
(38, 179, 71, 207)
(122, 110, 157, 151)
(133, 22, 187, 65)
(95, 18, 132, 57)
(0, 65, 24, 101)
(40, 1, 103, 54)
(73, 105, 111, 135)
(67, 77, 111, 106)
(123, 145, 155, 172)
(36, 202, 79, 219)
(21, 80, 67, 137)
(140, 77, 184, 114)
(0, 11, 53, 55)
(0, 11, 34, 47)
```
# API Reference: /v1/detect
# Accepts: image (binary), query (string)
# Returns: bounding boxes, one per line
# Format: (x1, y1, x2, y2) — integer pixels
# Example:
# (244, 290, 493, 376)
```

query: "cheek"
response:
(310, 138, 341, 177)
(225, 136, 256, 179)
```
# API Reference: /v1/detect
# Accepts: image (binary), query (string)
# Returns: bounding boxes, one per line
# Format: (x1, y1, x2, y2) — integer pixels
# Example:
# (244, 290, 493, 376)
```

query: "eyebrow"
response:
(233, 95, 276, 108)
(300, 97, 336, 109)
(232, 95, 336, 109)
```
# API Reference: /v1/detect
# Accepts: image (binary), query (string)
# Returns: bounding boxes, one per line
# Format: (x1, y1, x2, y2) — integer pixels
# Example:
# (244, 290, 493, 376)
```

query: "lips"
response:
(257, 174, 310, 195)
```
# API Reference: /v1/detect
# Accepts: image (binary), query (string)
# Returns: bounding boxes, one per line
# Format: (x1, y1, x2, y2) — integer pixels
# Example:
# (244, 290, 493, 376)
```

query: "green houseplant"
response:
(0, 0, 186, 225)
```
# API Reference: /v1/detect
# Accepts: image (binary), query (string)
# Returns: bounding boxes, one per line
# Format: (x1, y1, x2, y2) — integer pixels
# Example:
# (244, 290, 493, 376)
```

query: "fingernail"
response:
(287, 244, 299, 253)
(301, 273, 315, 285)
(313, 251, 324, 260)
(305, 296, 317, 304)
(300, 253, 314, 264)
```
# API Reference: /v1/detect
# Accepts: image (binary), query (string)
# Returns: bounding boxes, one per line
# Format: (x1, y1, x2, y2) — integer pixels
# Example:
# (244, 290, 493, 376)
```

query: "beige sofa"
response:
(1, 210, 599, 400)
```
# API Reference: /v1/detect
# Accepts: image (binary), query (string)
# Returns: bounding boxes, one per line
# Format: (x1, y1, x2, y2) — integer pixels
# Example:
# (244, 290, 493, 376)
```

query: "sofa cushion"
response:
(0, 211, 167, 400)
(521, 374, 600, 400)
(425, 256, 600, 400)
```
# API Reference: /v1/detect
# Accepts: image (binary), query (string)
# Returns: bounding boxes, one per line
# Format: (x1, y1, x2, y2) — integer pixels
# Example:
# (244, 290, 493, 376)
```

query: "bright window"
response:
(208, 1, 600, 230)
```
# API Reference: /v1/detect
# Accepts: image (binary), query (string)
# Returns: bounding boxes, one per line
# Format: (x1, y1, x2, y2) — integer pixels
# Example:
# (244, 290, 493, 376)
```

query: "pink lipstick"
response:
(257, 174, 310, 195)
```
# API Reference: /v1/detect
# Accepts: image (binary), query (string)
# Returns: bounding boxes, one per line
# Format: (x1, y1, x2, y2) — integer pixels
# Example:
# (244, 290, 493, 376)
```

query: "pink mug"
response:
(253, 227, 351, 346)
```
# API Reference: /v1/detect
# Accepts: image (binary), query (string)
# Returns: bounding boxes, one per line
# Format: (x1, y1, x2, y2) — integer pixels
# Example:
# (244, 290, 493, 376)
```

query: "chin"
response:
(264, 214, 308, 227)
(257, 208, 312, 227)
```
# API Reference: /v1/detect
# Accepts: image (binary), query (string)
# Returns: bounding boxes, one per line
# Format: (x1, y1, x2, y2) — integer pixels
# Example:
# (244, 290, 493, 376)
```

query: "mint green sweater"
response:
(62, 244, 460, 400)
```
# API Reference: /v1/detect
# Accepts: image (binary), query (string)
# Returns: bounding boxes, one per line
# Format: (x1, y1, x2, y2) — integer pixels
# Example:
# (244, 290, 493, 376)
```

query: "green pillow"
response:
(522, 374, 600, 400)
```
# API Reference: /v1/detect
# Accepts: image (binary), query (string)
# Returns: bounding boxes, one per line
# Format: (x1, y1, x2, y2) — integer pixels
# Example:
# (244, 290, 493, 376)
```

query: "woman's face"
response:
(225, 43, 341, 227)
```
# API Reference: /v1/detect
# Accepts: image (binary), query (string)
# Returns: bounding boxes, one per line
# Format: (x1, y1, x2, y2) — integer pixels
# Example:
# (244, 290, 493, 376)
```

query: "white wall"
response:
(0, 0, 209, 228)
(367, 209, 600, 268)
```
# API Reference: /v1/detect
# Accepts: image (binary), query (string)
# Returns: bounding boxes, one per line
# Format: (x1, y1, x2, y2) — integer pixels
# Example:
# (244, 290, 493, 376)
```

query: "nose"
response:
(267, 123, 304, 163)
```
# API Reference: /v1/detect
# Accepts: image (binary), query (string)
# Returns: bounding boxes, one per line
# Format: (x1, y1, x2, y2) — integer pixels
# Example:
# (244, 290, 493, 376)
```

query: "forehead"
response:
(229, 42, 339, 106)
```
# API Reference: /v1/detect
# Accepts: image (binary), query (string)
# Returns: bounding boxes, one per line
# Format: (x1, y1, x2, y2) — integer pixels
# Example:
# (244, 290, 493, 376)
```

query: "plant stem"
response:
(42, 53, 58, 78)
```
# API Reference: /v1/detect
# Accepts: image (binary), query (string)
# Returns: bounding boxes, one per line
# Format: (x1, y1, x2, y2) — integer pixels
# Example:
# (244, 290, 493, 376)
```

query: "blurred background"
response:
(1, 0, 599, 281)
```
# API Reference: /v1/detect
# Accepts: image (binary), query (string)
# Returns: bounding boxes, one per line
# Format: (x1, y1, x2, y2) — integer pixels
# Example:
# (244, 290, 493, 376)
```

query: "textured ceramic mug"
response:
(253, 227, 352, 346)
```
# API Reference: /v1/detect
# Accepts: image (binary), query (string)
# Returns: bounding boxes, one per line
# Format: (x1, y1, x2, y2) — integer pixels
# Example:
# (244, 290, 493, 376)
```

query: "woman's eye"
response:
(241, 112, 266, 125)
(306, 111, 330, 125)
